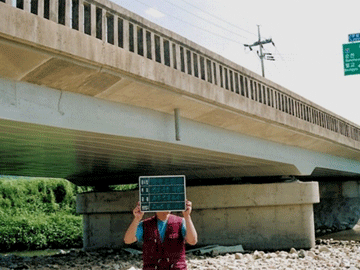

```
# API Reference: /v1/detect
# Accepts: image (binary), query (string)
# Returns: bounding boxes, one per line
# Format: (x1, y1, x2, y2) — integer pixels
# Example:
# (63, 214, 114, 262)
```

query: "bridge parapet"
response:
(1, 0, 360, 146)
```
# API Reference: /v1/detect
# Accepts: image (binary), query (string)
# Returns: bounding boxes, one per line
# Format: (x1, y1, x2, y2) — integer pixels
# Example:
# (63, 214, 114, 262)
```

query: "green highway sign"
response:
(343, 42, 360, 76)
(139, 175, 186, 212)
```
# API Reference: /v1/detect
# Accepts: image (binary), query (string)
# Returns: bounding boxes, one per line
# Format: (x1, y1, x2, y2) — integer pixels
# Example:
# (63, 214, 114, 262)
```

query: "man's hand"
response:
(182, 200, 192, 218)
(182, 200, 198, 245)
(124, 202, 144, 244)
(133, 201, 144, 221)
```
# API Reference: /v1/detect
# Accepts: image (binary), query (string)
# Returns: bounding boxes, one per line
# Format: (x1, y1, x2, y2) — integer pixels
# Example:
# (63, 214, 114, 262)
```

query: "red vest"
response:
(142, 214, 187, 270)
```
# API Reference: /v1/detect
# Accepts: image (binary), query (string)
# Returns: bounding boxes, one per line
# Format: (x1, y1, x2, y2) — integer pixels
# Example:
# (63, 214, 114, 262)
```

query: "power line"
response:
(131, 0, 247, 45)
(163, 0, 256, 40)
(177, 0, 257, 38)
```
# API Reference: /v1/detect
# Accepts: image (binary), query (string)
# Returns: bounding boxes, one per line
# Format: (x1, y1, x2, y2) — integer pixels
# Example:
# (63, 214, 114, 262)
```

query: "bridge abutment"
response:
(77, 181, 319, 251)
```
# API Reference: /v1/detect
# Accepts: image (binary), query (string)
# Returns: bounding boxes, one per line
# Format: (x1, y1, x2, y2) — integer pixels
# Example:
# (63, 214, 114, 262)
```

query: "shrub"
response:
(0, 177, 137, 251)
(0, 177, 83, 251)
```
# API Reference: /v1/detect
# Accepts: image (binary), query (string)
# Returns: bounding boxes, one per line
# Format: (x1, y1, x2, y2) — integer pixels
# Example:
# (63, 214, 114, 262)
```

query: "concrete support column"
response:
(193, 53, 199, 78)
(250, 80, 254, 99)
(183, 48, 189, 75)
(274, 91, 280, 110)
(220, 66, 225, 89)
(65, 0, 71, 27)
(23, 0, 30, 12)
(159, 36, 164, 64)
(77, 182, 319, 251)
(226, 68, 230, 90)
(38, 0, 44, 18)
(133, 24, 138, 54)
(288, 97, 293, 115)
(229, 70, 234, 92)
(264, 86, 268, 105)
(207, 59, 212, 84)
(203, 57, 208, 82)
(167, 40, 172, 67)
(228, 68, 234, 92)
(172, 43, 177, 69)
(50, 0, 58, 23)
(113, 16, 118, 47)
(142, 27, 147, 58)
(150, 32, 155, 61)
(123, 19, 129, 51)
(90, 3, 96, 37)
(215, 63, 220, 87)
(102, 9, 106, 42)
(256, 82, 260, 101)
(78, 0, 84, 33)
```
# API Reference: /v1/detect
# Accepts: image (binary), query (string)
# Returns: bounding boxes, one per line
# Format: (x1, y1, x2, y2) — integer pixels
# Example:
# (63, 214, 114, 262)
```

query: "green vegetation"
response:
(0, 176, 137, 252)
(0, 177, 85, 252)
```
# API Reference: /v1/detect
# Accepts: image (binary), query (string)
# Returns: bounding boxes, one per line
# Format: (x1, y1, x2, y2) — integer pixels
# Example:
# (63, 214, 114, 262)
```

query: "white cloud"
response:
(145, 8, 165, 18)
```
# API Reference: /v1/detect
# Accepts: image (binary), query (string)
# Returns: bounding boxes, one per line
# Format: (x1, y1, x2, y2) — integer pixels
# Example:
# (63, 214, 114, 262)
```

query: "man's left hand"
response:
(182, 200, 192, 218)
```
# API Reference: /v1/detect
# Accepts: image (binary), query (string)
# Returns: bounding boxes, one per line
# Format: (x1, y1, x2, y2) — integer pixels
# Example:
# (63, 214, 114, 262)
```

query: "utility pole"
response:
(244, 25, 275, 77)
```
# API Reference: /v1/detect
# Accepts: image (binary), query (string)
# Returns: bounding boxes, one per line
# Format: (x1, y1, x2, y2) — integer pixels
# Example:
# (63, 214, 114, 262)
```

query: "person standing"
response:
(124, 200, 197, 269)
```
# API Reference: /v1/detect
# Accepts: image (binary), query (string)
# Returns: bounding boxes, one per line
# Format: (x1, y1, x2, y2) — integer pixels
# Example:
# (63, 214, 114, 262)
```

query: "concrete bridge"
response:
(1, 0, 360, 251)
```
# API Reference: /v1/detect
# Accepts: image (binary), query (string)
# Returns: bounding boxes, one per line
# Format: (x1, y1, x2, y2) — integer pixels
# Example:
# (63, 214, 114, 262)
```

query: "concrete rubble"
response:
(1, 240, 360, 269)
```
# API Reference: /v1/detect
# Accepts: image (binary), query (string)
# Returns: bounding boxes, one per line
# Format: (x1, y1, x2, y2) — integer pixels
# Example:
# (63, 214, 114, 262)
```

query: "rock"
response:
(307, 250, 317, 258)
(253, 250, 264, 259)
(319, 245, 332, 253)
(298, 249, 306, 258)
(289, 247, 297, 254)
(234, 253, 243, 259)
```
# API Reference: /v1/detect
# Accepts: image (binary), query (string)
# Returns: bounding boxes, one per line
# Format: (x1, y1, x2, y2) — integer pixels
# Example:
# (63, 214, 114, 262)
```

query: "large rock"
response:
(314, 197, 360, 234)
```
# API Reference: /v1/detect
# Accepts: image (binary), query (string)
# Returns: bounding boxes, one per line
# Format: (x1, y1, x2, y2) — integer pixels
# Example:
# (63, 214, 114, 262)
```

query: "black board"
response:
(139, 175, 186, 212)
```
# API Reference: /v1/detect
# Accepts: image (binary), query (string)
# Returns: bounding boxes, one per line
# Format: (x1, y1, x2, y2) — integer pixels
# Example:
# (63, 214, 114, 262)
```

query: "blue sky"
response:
(112, 0, 360, 125)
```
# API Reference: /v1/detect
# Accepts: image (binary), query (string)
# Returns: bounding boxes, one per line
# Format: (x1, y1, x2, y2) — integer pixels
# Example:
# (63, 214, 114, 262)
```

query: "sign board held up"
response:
(139, 175, 186, 212)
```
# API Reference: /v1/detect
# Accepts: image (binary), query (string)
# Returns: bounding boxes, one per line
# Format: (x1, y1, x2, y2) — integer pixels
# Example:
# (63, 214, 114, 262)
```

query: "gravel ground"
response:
(1, 239, 360, 270)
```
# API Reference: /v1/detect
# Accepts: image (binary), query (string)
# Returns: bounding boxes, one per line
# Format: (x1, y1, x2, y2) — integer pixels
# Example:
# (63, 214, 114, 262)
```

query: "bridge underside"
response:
(1, 78, 359, 187)
(0, 117, 302, 186)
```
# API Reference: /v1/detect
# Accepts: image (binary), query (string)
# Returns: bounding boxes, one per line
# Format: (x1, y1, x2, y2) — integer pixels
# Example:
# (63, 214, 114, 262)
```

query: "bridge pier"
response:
(77, 181, 319, 251)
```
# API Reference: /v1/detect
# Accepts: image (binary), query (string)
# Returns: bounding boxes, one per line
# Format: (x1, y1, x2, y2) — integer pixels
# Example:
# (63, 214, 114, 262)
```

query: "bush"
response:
(0, 177, 137, 252)
(0, 177, 84, 251)
(0, 212, 83, 251)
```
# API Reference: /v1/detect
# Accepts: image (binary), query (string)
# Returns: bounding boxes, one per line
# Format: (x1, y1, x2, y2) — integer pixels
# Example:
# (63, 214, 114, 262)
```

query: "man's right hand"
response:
(133, 201, 144, 221)
(124, 202, 144, 244)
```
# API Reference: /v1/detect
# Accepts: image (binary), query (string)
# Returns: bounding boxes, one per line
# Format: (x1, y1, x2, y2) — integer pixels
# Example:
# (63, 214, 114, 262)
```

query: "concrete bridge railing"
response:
(1, 0, 360, 143)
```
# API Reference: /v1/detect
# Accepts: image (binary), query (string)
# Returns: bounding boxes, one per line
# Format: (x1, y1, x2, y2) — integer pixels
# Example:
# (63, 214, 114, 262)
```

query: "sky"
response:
(112, 0, 360, 125)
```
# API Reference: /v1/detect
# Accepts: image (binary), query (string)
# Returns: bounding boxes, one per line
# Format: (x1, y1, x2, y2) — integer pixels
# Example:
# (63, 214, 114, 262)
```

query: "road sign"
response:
(343, 42, 360, 76)
(139, 175, 186, 212)
(349, 33, 360, 42)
